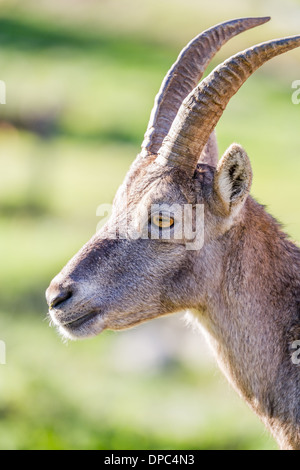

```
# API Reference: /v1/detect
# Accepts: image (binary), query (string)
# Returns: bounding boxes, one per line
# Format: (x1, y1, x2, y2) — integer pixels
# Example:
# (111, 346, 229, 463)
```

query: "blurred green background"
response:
(0, 0, 300, 450)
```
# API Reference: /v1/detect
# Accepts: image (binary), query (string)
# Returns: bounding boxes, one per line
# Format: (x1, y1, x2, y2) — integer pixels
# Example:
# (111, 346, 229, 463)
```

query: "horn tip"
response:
(260, 16, 271, 23)
(245, 16, 271, 26)
(224, 16, 271, 33)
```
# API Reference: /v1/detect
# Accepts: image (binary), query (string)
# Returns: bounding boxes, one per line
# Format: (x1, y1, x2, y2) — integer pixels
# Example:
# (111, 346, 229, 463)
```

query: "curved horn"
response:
(156, 35, 300, 173)
(141, 16, 270, 158)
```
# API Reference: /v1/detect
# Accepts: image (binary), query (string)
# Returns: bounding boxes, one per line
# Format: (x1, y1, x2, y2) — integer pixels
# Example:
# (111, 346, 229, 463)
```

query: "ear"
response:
(213, 143, 252, 215)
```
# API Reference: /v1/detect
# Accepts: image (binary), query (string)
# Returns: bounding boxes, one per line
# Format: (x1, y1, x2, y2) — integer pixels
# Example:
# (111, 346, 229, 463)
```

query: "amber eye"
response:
(151, 213, 174, 229)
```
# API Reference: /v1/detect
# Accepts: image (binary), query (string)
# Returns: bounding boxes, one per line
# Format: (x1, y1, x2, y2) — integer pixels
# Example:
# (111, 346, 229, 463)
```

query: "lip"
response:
(63, 311, 100, 330)
(55, 309, 106, 340)
(60, 309, 105, 334)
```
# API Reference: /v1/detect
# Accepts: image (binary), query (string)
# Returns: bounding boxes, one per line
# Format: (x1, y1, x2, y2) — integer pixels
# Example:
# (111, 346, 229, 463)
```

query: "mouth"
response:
(50, 309, 105, 340)
(64, 311, 99, 329)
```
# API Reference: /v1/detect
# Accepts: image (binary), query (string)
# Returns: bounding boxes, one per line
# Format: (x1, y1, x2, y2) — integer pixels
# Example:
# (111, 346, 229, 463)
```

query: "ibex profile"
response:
(46, 17, 300, 450)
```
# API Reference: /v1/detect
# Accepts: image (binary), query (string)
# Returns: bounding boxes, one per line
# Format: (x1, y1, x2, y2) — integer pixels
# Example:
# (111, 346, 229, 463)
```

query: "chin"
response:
(51, 311, 106, 341)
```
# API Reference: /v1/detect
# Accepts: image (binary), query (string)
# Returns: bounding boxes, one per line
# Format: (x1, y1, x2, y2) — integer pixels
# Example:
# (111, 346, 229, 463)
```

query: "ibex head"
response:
(46, 17, 300, 340)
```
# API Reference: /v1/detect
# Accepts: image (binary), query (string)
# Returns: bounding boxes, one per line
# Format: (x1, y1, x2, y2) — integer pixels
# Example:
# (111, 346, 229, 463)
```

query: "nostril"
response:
(49, 289, 73, 310)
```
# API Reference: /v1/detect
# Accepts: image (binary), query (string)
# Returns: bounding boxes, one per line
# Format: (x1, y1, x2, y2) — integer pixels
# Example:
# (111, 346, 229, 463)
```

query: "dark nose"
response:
(46, 284, 73, 310)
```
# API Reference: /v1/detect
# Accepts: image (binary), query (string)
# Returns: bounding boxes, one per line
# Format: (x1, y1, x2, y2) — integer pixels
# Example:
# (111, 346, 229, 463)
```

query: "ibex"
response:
(46, 17, 300, 450)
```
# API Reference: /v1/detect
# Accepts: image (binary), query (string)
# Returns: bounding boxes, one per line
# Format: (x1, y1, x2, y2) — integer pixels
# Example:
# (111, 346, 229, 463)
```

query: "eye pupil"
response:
(151, 213, 174, 229)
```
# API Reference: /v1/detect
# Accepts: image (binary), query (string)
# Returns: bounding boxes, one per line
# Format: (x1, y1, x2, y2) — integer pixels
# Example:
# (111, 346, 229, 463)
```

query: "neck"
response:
(191, 197, 300, 449)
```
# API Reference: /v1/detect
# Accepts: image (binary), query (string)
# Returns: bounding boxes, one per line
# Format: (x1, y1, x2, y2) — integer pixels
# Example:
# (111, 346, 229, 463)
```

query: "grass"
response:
(0, 0, 300, 450)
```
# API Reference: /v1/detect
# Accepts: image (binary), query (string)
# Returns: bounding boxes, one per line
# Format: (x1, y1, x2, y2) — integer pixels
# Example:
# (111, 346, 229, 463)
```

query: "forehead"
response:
(127, 164, 197, 207)
(112, 162, 215, 219)
(131, 163, 215, 206)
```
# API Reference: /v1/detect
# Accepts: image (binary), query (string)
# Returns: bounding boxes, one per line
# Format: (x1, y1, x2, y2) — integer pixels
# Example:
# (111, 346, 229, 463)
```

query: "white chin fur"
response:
(55, 315, 106, 341)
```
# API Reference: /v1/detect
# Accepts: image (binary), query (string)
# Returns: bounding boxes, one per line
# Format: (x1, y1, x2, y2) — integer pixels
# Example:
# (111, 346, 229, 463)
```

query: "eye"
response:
(151, 213, 174, 229)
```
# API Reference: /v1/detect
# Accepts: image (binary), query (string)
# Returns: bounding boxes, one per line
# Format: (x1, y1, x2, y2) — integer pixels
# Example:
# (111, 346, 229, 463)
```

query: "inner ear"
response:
(228, 161, 246, 199)
(213, 143, 253, 214)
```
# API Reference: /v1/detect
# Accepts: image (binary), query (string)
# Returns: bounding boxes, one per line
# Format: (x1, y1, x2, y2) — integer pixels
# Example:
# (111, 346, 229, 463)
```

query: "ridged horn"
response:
(141, 16, 270, 158)
(156, 35, 300, 173)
